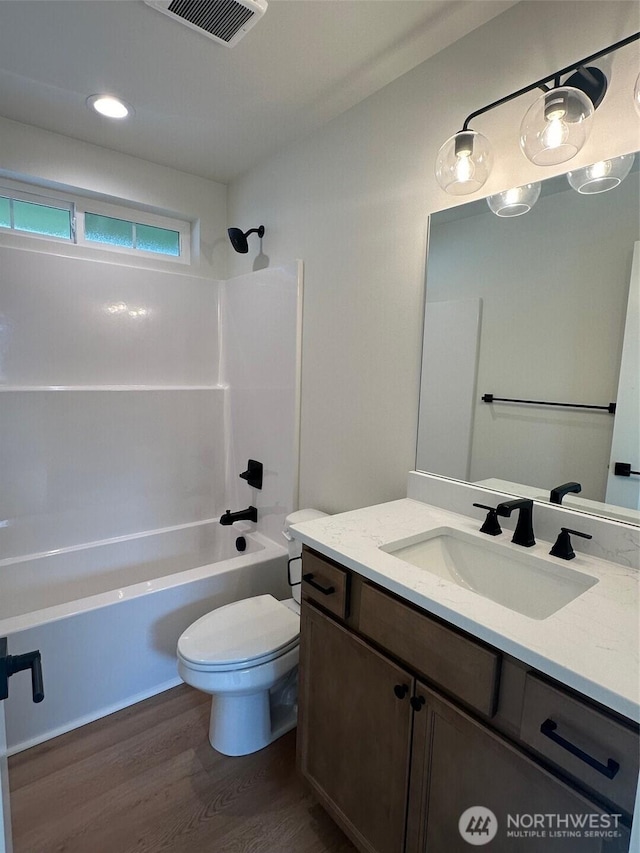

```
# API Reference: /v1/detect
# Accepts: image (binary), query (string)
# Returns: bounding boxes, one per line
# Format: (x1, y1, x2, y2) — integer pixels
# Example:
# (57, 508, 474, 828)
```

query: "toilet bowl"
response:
(177, 594, 301, 756)
(177, 509, 328, 756)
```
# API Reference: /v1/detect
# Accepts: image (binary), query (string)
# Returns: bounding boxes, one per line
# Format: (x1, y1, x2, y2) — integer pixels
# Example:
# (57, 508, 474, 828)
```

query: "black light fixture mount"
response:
(435, 31, 640, 195)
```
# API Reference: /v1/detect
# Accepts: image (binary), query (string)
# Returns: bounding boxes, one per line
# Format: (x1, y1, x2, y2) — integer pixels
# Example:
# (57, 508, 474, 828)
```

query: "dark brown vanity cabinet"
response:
(298, 602, 413, 853)
(297, 548, 636, 853)
(408, 687, 630, 853)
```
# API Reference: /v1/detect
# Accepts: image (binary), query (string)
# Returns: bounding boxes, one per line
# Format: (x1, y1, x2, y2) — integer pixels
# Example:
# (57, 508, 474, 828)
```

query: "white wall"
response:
(227, 0, 640, 514)
(0, 115, 228, 279)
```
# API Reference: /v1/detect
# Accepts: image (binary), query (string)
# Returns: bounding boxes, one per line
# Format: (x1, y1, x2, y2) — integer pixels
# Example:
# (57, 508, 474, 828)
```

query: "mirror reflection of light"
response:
(587, 161, 610, 179)
(567, 153, 635, 194)
(487, 182, 541, 217)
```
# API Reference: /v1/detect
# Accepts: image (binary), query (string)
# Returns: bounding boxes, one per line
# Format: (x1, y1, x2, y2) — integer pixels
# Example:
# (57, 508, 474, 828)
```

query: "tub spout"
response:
(220, 506, 258, 526)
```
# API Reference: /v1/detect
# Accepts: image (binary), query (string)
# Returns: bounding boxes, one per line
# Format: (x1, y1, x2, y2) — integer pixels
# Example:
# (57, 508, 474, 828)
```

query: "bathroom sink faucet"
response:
(220, 506, 258, 526)
(549, 481, 581, 504)
(496, 498, 535, 547)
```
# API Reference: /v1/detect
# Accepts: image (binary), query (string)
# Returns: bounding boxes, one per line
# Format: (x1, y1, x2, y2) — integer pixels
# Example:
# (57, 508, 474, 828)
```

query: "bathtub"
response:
(1, 520, 290, 753)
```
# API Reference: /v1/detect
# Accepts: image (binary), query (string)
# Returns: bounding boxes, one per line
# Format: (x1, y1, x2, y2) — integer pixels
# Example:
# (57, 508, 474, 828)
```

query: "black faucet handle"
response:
(562, 527, 592, 539)
(550, 527, 592, 560)
(472, 503, 502, 536)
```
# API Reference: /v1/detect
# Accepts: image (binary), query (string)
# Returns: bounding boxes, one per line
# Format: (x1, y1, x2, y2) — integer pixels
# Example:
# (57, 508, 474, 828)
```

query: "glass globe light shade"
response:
(519, 86, 595, 166)
(435, 130, 493, 195)
(486, 182, 541, 217)
(567, 153, 635, 194)
(634, 73, 640, 116)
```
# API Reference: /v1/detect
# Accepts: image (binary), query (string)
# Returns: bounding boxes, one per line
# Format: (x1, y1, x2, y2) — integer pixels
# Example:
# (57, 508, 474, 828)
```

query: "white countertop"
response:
(291, 498, 640, 722)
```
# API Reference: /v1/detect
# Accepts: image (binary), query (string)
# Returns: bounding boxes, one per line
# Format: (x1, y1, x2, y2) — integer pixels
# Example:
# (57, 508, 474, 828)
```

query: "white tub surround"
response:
(290, 486, 639, 724)
(0, 250, 303, 753)
(220, 261, 303, 545)
(0, 249, 302, 561)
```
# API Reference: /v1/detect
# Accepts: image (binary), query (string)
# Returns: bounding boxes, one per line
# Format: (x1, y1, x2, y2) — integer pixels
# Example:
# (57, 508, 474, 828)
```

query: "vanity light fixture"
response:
(566, 153, 635, 194)
(486, 182, 541, 217)
(435, 130, 492, 195)
(519, 74, 599, 166)
(87, 94, 133, 119)
(634, 72, 640, 116)
(435, 32, 640, 195)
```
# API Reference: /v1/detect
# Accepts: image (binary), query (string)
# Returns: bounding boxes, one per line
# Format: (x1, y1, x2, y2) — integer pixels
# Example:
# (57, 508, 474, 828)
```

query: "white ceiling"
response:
(0, 0, 517, 183)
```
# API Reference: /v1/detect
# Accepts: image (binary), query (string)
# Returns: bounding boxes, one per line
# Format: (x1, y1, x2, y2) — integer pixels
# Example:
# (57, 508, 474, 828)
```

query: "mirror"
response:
(417, 155, 640, 525)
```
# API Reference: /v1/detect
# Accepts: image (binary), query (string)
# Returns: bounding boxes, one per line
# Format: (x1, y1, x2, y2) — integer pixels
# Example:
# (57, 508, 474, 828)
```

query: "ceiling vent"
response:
(144, 0, 268, 48)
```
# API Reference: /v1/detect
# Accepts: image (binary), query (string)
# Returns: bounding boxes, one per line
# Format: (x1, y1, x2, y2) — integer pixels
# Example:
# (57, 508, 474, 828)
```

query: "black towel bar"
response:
(482, 394, 616, 414)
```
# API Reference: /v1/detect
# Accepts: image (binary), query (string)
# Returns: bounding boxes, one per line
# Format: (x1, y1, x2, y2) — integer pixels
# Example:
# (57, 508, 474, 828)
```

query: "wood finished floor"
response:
(9, 684, 357, 853)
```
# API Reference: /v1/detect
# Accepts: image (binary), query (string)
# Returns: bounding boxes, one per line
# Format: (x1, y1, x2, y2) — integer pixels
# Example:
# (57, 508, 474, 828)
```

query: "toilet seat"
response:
(178, 594, 299, 672)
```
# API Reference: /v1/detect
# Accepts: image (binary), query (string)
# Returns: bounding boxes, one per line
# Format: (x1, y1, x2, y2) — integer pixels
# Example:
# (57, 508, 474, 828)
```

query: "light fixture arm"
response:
(460, 31, 640, 132)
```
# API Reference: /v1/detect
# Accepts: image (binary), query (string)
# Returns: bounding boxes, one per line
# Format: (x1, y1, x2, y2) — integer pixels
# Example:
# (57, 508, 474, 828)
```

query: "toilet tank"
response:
(283, 509, 328, 605)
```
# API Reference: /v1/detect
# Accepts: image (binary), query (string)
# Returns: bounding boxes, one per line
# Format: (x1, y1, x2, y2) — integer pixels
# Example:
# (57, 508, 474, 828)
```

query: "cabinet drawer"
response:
(357, 582, 501, 716)
(301, 550, 349, 620)
(520, 674, 639, 815)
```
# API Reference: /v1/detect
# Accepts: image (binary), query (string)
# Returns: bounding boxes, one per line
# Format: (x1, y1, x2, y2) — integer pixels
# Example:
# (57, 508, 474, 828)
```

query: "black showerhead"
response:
(227, 225, 265, 254)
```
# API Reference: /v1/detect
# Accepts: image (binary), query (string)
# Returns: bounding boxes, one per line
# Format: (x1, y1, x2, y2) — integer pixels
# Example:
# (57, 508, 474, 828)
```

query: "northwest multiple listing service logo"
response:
(459, 807, 498, 845)
(459, 807, 624, 846)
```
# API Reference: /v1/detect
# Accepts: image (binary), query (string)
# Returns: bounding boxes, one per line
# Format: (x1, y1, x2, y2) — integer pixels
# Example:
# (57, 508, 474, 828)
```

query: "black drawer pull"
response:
(540, 719, 620, 779)
(303, 573, 335, 596)
(394, 684, 409, 699)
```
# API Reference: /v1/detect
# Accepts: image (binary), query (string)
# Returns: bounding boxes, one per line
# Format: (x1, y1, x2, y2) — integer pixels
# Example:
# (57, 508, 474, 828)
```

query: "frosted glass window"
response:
(0, 179, 190, 262)
(12, 200, 72, 238)
(85, 213, 181, 257)
(0, 197, 10, 228)
(136, 223, 180, 256)
(85, 213, 133, 247)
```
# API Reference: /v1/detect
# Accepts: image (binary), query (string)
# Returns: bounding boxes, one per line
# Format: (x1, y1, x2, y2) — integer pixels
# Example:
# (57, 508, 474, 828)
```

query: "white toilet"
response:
(177, 509, 327, 756)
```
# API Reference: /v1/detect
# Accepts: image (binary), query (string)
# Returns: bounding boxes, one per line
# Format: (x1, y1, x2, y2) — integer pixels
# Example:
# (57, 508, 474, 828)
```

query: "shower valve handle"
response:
(239, 459, 263, 490)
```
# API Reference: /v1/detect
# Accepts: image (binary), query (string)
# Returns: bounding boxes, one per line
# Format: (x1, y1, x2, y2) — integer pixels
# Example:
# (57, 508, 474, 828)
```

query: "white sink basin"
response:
(380, 527, 598, 620)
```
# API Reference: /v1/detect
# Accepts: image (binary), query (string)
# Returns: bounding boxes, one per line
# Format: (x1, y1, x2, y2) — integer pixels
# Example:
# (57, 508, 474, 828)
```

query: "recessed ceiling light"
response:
(87, 94, 133, 119)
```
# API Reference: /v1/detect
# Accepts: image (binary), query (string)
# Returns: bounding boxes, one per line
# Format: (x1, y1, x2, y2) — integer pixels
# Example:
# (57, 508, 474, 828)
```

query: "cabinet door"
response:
(298, 602, 414, 853)
(407, 684, 630, 853)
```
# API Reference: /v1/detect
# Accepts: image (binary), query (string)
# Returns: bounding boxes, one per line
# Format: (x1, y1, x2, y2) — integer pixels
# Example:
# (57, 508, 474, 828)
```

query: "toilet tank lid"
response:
(283, 509, 328, 540)
(177, 594, 299, 667)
